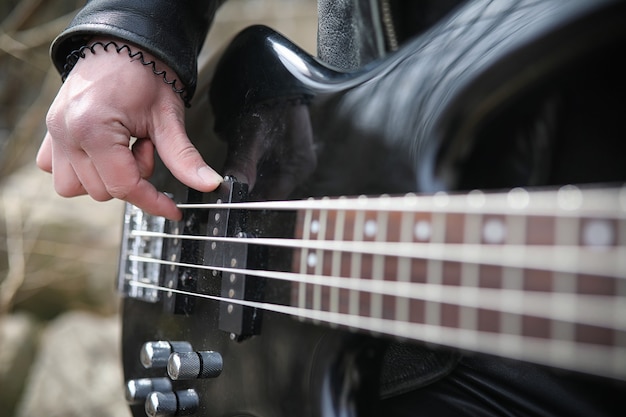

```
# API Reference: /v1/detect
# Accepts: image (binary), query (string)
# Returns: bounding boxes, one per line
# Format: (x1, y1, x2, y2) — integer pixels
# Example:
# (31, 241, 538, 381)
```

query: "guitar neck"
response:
(289, 185, 626, 379)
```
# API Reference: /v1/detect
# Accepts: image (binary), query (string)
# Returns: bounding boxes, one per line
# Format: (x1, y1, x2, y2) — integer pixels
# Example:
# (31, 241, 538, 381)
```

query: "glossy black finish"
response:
(210, 0, 626, 197)
(123, 287, 384, 417)
(123, 0, 626, 416)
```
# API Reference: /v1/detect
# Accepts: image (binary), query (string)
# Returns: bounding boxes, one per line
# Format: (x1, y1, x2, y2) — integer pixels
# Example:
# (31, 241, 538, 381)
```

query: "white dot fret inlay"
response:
(307, 251, 317, 268)
(414, 220, 432, 241)
(483, 218, 506, 244)
(583, 220, 614, 248)
(310, 220, 320, 234)
(364, 219, 377, 238)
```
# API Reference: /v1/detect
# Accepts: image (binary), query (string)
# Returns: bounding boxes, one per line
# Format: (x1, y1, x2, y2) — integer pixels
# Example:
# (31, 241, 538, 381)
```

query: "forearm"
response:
(50, 0, 224, 101)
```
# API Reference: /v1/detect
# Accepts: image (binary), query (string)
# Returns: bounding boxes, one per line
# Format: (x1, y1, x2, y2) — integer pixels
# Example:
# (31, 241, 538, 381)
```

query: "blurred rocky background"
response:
(0, 1, 316, 416)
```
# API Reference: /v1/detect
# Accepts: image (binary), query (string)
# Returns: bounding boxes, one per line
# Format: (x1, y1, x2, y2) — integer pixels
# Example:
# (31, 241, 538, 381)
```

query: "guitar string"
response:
(130, 230, 626, 279)
(174, 185, 626, 218)
(127, 280, 626, 380)
(126, 254, 625, 330)
(176, 200, 626, 218)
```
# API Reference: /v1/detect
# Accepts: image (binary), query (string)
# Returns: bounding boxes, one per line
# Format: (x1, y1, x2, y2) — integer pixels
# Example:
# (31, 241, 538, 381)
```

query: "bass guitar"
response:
(117, 0, 626, 416)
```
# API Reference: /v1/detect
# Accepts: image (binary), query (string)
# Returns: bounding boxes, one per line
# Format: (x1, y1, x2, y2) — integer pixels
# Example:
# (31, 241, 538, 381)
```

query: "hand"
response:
(37, 39, 222, 220)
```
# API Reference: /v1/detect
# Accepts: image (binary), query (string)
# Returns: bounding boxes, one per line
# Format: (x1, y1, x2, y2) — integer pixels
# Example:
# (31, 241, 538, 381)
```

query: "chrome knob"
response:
(125, 377, 172, 404)
(140, 341, 193, 368)
(145, 389, 199, 417)
(167, 351, 223, 380)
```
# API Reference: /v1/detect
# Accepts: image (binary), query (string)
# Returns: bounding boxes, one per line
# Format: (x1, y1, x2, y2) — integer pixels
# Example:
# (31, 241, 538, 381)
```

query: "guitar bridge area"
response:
(116, 177, 265, 339)
(117, 203, 166, 303)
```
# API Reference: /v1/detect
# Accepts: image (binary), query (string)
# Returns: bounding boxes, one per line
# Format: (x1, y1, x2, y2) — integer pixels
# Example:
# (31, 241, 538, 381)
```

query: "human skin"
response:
(37, 38, 223, 221)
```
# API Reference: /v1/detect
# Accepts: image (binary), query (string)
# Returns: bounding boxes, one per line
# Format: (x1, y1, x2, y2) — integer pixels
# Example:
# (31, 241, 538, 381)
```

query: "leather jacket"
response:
(50, 0, 224, 100)
(50, 0, 462, 101)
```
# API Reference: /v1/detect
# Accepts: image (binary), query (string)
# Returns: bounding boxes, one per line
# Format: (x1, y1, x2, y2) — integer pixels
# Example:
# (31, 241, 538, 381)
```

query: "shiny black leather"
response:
(50, 0, 222, 99)
(317, 0, 386, 70)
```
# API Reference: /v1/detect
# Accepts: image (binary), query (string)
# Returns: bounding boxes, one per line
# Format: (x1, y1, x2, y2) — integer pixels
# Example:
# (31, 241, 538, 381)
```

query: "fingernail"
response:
(197, 165, 223, 185)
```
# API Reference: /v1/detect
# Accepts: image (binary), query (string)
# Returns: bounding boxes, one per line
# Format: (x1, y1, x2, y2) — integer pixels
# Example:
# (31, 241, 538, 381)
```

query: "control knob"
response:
(125, 377, 172, 404)
(140, 341, 193, 369)
(167, 351, 223, 380)
(145, 389, 199, 417)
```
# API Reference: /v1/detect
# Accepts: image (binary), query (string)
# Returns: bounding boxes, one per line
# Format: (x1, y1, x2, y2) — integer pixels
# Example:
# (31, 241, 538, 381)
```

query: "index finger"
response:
(88, 138, 182, 220)
(151, 111, 223, 193)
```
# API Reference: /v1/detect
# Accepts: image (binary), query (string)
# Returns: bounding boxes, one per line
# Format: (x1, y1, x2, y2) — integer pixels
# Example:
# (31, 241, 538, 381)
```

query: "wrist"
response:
(61, 38, 191, 107)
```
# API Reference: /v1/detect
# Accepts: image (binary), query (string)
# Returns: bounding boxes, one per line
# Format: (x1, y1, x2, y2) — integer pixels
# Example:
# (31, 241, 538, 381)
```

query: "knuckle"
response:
(177, 143, 200, 161)
(45, 107, 62, 135)
(105, 178, 139, 200)
(106, 184, 131, 200)
(47, 103, 96, 141)
(67, 112, 97, 139)
(91, 192, 113, 202)
(54, 180, 81, 198)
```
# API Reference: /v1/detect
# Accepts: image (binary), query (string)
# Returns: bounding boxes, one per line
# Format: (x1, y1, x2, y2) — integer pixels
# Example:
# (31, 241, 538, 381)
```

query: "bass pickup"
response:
(199, 177, 265, 340)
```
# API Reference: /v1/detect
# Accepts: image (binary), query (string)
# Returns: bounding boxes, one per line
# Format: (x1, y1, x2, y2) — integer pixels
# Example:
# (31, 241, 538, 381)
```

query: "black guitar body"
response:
(121, 0, 626, 416)
(123, 293, 385, 417)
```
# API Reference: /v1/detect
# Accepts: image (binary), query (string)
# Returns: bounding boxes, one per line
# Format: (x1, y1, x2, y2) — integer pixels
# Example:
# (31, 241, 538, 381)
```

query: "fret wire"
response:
(329, 204, 346, 325)
(552, 216, 580, 360)
(298, 208, 313, 314)
(370, 209, 389, 320)
(128, 254, 626, 330)
(350, 209, 366, 320)
(426, 212, 446, 338)
(615, 217, 626, 370)
(395, 211, 413, 327)
(460, 211, 481, 346)
(312, 206, 328, 322)
(501, 213, 527, 355)
(129, 280, 626, 381)
(131, 230, 626, 277)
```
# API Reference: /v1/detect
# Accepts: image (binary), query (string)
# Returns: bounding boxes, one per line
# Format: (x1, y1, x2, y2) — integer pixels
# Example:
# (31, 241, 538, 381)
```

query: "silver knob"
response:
(125, 377, 172, 404)
(145, 389, 199, 417)
(167, 351, 223, 380)
(140, 341, 193, 368)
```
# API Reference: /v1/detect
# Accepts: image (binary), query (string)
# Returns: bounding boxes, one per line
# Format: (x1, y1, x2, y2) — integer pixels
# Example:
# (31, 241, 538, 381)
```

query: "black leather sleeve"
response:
(50, 0, 224, 100)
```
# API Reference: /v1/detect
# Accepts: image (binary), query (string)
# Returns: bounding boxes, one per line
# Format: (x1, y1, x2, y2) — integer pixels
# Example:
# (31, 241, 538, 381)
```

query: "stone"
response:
(0, 314, 38, 417)
(15, 312, 131, 417)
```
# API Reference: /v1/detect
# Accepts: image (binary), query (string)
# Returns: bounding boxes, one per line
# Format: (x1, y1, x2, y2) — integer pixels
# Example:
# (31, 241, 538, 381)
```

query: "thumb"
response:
(152, 115, 223, 192)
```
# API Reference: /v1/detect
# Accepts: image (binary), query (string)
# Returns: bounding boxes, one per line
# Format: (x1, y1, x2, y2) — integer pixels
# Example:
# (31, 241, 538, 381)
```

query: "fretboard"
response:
(290, 185, 626, 380)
